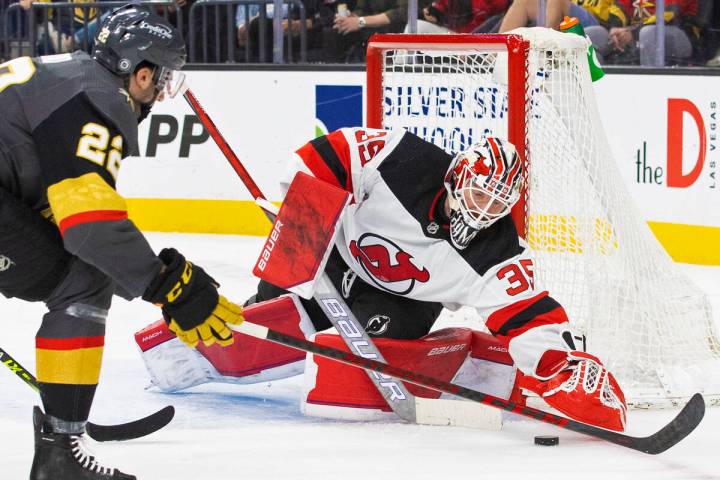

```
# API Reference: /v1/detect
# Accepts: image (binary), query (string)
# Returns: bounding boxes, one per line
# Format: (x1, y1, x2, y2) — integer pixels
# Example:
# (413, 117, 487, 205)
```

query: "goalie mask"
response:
(444, 137, 524, 250)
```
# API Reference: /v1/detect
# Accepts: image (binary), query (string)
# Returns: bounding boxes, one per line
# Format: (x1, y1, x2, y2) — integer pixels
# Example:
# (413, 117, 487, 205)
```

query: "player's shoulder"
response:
(375, 129, 452, 187)
(331, 127, 452, 174)
(354, 129, 452, 232)
(33, 52, 139, 154)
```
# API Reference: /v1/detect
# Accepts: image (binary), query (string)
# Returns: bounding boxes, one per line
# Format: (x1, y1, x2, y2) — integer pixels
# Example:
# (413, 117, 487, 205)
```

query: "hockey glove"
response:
(519, 351, 627, 432)
(142, 248, 244, 348)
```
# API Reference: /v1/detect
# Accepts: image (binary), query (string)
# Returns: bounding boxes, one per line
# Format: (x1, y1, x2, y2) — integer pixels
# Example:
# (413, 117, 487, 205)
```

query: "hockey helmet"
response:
(93, 5, 186, 94)
(443, 137, 524, 249)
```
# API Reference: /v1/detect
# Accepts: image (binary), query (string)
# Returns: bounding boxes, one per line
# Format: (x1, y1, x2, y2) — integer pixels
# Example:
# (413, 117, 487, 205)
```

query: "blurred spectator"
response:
(595, 0, 697, 66)
(237, 1, 312, 62)
(573, 0, 628, 61)
(20, 0, 102, 54)
(53, 8, 114, 53)
(184, 0, 232, 63)
(410, 0, 509, 34)
(305, 0, 355, 60)
(321, 0, 407, 62)
(701, 0, 719, 66)
(499, 0, 599, 31)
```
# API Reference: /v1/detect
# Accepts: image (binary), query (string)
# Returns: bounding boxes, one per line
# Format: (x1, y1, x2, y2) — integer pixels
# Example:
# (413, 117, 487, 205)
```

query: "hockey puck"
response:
(534, 435, 559, 446)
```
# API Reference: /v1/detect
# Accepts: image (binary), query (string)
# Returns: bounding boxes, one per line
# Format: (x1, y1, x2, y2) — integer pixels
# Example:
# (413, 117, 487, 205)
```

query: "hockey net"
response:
(366, 29, 720, 409)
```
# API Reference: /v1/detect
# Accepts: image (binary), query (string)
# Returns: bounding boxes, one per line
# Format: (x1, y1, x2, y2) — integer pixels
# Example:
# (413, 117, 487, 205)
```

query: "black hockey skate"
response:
(30, 407, 136, 480)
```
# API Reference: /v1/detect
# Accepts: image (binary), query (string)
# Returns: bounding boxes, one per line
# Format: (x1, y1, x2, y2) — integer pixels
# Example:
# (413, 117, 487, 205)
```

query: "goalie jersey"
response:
(284, 127, 569, 340)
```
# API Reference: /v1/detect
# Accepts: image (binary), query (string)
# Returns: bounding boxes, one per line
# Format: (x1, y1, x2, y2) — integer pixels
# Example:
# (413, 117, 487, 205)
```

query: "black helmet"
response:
(93, 5, 186, 78)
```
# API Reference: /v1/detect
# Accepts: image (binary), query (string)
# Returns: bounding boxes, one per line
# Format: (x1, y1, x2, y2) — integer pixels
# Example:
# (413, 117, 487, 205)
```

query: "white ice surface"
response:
(1, 233, 719, 480)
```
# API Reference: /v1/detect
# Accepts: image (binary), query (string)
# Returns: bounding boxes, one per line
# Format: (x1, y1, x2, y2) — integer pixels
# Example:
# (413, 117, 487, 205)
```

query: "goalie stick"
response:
(182, 88, 424, 424)
(228, 315, 705, 454)
(0, 346, 175, 442)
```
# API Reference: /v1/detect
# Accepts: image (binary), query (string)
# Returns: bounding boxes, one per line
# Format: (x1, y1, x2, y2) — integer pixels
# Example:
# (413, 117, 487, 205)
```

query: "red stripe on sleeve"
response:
(325, 130, 352, 190)
(499, 308, 569, 342)
(486, 292, 548, 333)
(36, 336, 105, 350)
(295, 143, 344, 189)
(58, 210, 128, 236)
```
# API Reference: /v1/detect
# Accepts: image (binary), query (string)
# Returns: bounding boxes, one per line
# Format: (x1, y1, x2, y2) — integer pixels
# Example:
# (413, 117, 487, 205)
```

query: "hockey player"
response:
(0, 5, 243, 479)
(247, 128, 628, 431)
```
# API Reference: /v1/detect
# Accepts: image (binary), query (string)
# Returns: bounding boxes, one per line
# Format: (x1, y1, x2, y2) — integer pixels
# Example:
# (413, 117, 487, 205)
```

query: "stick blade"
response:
(86, 406, 175, 442)
(639, 393, 705, 455)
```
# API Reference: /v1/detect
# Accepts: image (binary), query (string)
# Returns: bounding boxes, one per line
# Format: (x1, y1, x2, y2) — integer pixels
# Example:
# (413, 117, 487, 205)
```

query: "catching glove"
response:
(142, 248, 243, 348)
(519, 351, 627, 432)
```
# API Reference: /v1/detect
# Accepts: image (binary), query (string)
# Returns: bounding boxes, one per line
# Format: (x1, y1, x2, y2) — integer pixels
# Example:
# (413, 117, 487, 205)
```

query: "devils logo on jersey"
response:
(349, 233, 430, 295)
(366, 314, 391, 335)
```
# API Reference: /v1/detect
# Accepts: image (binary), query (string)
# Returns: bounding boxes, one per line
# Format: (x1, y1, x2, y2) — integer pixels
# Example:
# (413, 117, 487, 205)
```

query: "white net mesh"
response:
(374, 28, 720, 408)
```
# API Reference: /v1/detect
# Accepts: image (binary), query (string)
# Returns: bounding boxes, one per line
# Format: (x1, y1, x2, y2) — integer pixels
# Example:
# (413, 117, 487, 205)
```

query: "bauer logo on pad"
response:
(253, 173, 351, 299)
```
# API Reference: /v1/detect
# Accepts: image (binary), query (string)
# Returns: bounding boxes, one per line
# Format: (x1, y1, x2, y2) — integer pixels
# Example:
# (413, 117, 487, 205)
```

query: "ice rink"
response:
(1, 233, 718, 479)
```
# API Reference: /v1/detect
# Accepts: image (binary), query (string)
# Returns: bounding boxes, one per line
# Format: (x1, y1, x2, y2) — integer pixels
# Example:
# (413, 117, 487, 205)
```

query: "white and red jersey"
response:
(282, 127, 569, 342)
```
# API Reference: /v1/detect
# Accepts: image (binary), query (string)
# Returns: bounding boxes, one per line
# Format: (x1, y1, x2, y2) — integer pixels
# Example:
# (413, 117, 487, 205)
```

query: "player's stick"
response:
(182, 88, 424, 424)
(227, 318, 705, 454)
(0, 346, 175, 442)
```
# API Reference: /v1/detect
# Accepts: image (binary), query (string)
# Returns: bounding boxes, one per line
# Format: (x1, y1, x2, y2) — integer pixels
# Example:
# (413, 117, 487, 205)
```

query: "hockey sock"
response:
(36, 305, 107, 425)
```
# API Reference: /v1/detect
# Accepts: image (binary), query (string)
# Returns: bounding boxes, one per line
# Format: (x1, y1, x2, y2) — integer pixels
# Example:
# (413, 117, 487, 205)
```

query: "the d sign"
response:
(667, 98, 706, 188)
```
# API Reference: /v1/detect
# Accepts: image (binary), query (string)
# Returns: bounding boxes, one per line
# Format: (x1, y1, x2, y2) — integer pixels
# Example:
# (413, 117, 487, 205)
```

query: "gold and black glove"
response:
(142, 248, 243, 348)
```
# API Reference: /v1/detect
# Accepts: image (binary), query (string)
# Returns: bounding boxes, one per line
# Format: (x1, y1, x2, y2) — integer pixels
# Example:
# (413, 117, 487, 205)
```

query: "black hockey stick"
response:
(0, 346, 175, 442)
(230, 320, 705, 455)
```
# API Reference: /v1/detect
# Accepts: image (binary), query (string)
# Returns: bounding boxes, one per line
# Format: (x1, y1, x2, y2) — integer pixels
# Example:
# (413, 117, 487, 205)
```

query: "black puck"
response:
(534, 435, 559, 446)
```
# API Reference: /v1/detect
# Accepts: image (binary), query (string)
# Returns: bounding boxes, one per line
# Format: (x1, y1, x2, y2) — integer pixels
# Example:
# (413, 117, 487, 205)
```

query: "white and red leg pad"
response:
(134, 295, 315, 392)
(302, 328, 523, 422)
(519, 351, 628, 432)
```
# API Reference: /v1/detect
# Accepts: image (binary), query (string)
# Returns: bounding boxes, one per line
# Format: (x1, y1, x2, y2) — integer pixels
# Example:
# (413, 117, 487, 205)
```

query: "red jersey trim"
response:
(486, 292, 569, 339)
(58, 210, 128, 236)
(486, 292, 548, 333)
(325, 130, 352, 190)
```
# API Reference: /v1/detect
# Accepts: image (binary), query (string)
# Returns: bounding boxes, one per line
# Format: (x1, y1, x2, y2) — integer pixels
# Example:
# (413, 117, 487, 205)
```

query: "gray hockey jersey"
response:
(0, 52, 161, 298)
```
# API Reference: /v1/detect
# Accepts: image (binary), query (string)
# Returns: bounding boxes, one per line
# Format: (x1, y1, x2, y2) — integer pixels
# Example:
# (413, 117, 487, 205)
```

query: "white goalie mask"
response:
(443, 137, 524, 249)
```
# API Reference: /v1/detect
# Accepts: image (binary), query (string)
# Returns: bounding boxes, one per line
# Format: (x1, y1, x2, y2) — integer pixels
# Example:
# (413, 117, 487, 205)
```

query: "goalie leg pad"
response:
(135, 295, 315, 392)
(302, 328, 521, 422)
(135, 320, 218, 392)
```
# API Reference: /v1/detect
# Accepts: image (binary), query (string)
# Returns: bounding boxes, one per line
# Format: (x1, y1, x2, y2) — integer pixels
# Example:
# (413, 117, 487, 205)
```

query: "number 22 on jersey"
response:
(0, 57, 36, 94)
(76, 123, 123, 181)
